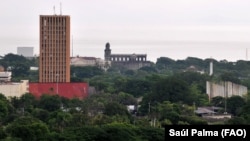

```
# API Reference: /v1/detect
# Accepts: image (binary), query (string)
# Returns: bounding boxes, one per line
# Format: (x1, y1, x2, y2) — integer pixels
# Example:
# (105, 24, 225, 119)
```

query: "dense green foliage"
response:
(0, 93, 166, 140)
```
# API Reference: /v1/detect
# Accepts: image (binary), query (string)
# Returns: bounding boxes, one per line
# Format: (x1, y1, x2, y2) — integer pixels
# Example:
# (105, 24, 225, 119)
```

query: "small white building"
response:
(71, 56, 97, 66)
(0, 80, 29, 98)
(0, 72, 12, 82)
(30, 66, 39, 71)
(127, 105, 135, 112)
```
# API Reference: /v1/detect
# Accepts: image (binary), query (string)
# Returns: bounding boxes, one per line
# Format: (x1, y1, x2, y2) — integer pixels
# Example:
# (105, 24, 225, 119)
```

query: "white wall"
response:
(0, 80, 29, 98)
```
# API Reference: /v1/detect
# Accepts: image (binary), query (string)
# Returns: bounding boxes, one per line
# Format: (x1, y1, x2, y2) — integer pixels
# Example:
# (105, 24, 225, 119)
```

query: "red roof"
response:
(29, 82, 88, 99)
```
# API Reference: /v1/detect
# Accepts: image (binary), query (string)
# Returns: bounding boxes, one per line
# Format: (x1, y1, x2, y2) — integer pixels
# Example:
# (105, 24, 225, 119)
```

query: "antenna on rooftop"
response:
(60, 2, 62, 15)
(53, 5, 56, 15)
(72, 35, 74, 57)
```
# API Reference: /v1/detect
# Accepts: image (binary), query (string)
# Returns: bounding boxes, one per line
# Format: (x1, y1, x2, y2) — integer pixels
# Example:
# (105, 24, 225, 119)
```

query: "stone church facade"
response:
(104, 42, 152, 70)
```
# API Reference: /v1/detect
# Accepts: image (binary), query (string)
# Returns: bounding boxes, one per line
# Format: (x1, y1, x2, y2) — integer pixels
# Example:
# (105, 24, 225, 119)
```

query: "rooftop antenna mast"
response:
(60, 2, 62, 15)
(72, 35, 74, 57)
(53, 5, 56, 15)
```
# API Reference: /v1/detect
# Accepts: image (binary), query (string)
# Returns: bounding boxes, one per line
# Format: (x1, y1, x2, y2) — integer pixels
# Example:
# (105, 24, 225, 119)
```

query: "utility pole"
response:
(148, 102, 151, 114)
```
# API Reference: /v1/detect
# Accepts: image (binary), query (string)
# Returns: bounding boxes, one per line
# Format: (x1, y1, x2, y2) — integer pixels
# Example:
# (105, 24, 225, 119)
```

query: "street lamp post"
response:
(56, 73, 59, 94)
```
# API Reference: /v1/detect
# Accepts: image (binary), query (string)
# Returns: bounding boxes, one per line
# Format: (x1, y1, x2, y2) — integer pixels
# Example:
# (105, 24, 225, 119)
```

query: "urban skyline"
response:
(1, 0, 250, 63)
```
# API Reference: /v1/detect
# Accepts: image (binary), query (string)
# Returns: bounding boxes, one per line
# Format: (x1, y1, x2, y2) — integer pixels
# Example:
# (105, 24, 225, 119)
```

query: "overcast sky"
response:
(1, 0, 250, 62)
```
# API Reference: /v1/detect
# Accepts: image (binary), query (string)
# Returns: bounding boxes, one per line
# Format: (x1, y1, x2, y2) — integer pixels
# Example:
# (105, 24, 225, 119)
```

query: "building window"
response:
(44, 19, 47, 26)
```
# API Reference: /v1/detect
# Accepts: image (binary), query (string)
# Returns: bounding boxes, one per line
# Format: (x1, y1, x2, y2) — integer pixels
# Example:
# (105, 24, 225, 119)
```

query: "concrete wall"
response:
(206, 81, 248, 101)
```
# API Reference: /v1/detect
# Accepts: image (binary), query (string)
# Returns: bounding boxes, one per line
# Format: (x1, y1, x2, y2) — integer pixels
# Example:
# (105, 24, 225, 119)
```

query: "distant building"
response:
(71, 56, 98, 67)
(39, 15, 71, 83)
(29, 82, 88, 99)
(195, 106, 232, 120)
(0, 65, 11, 82)
(195, 106, 216, 116)
(184, 65, 204, 74)
(17, 47, 34, 58)
(70, 56, 111, 71)
(0, 72, 12, 82)
(30, 67, 39, 71)
(206, 81, 248, 101)
(104, 42, 152, 70)
(0, 80, 29, 98)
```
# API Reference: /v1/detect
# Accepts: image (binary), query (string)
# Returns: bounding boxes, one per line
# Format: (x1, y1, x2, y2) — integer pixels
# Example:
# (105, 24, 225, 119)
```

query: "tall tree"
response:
(6, 116, 49, 141)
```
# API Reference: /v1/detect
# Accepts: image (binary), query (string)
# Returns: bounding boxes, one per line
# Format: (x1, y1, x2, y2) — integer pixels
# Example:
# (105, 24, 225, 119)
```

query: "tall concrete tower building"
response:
(39, 15, 70, 82)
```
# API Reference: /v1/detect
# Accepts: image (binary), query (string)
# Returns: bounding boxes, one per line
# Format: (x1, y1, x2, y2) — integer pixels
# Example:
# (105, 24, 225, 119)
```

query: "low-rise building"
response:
(0, 80, 29, 98)
(0, 65, 11, 82)
(0, 72, 12, 82)
(71, 56, 97, 67)
(70, 56, 111, 71)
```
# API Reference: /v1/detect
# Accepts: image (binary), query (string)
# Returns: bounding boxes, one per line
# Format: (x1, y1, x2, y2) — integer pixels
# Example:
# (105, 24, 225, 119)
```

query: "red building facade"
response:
(29, 82, 88, 99)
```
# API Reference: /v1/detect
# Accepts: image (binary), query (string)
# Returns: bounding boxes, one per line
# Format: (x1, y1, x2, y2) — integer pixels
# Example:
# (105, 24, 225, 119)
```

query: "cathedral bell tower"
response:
(104, 42, 111, 61)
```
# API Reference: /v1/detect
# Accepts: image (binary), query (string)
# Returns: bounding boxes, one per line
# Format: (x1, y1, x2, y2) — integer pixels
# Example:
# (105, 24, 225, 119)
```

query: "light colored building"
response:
(0, 72, 12, 82)
(70, 56, 111, 71)
(0, 80, 29, 98)
(184, 65, 205, 74)
(30, 67, 39, 71)
(17, 47, 34, 57)
(71, 56, 97, 66)
(39, 15, 71, 82)
(0, 65, 11, 82)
